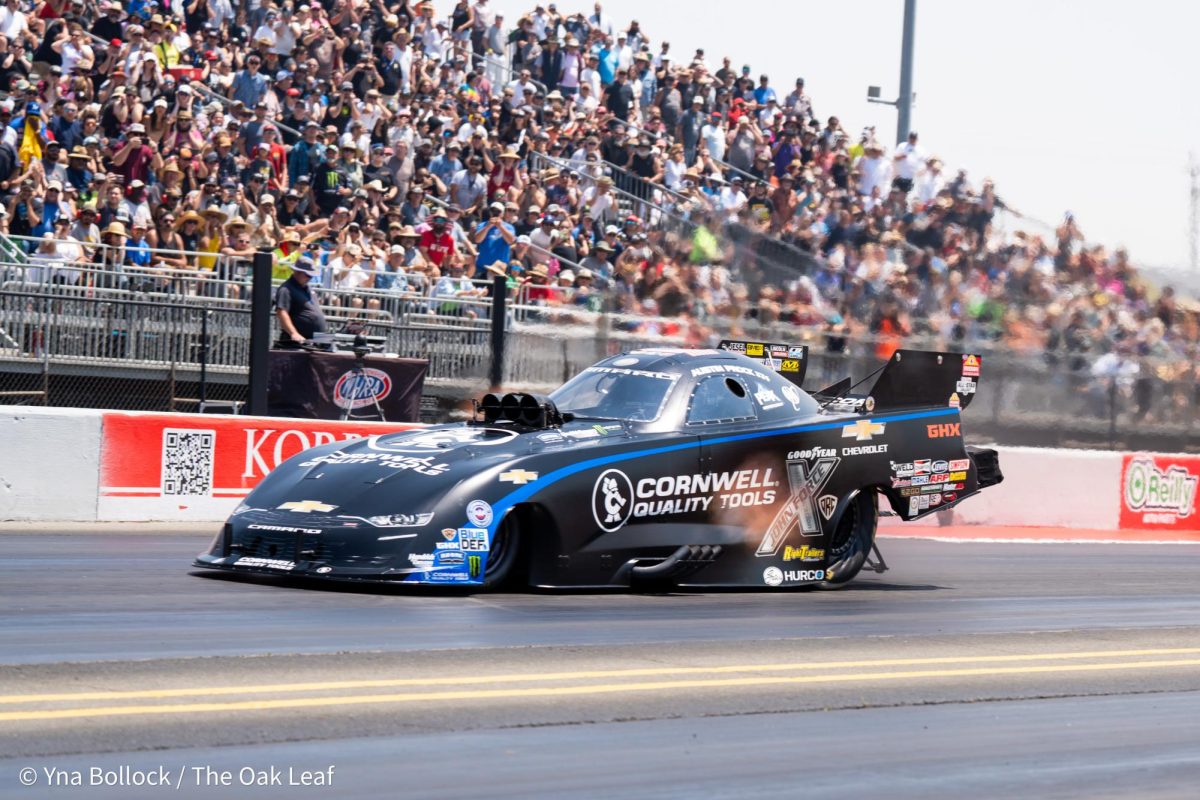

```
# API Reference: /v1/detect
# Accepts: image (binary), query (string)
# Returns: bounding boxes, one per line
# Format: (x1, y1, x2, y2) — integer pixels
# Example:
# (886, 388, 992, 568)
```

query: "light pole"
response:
(866, 0, 917, 145)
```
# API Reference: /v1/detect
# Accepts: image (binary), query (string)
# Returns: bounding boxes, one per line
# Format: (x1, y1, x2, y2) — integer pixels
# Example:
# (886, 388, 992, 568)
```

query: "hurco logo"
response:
(842, 420, 885, 441)
(1125, 458, 1197, 519)
(927, 422, 961, 438)
(783, 545, 825, 562)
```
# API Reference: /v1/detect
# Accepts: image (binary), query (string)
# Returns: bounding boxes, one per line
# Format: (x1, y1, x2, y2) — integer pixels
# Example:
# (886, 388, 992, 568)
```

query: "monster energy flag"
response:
(267, 349, 429, 421)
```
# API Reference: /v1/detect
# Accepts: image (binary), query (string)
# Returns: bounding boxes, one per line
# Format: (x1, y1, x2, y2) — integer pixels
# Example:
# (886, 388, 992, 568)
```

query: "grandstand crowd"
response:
(2, 0, 1198, 407)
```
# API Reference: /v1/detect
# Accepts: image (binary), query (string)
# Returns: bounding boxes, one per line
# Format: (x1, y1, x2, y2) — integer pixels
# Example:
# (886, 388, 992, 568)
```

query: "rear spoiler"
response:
(866, 350, 981, 412)
(718, 340, 807, 387)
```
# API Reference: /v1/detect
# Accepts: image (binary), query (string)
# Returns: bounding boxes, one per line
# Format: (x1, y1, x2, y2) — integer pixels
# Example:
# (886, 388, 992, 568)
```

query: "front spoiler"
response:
(192, 555, 483, 586)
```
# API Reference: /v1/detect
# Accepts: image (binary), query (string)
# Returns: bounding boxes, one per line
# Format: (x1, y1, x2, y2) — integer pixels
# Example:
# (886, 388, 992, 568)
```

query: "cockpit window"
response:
(687, 376, 756, 425)
(550, 366, 679, 422)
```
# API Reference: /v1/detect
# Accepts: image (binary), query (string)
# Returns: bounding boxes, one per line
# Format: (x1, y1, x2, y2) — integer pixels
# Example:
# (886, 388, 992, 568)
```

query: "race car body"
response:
(195, 344, 1002, 589)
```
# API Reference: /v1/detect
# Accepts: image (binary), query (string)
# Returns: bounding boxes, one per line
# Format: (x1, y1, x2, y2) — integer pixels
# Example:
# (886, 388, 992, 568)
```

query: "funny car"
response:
(195, 343, 1003, 589)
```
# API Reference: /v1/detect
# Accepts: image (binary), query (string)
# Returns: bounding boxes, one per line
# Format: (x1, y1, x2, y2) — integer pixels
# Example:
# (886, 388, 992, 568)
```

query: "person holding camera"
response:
(473, 199, 514, 279)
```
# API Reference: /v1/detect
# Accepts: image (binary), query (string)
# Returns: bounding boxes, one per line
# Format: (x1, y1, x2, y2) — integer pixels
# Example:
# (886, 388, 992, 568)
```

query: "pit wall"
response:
(0, 408, 1196, 532)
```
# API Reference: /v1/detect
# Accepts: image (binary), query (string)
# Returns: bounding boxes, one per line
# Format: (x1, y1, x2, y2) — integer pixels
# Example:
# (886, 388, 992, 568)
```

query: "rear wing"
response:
(718, 340, 808, 387)
(866, 350, 981, 412)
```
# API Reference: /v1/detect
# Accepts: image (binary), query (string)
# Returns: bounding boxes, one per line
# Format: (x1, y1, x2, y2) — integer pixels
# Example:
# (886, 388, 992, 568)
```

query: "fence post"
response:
(489, 274, 507, 391)
(247, 251, 273, 416)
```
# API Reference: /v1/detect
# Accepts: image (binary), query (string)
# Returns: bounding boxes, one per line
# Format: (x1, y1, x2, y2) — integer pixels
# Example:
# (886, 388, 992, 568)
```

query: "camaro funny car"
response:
(195, 343, 1003, 589)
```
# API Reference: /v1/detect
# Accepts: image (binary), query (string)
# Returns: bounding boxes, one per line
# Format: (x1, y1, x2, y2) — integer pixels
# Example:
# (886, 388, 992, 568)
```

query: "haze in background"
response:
(486, 0, 1200, 275)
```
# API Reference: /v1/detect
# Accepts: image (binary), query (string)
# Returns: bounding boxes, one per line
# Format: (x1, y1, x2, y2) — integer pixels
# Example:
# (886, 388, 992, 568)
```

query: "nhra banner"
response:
(98, 413, 421, 521)
(1119, 454, 1200, 531)
(267, 350, 428, 422)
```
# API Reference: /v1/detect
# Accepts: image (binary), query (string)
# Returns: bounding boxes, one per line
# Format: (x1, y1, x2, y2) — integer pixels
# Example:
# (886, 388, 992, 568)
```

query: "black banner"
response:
(267, 350, 428, 422)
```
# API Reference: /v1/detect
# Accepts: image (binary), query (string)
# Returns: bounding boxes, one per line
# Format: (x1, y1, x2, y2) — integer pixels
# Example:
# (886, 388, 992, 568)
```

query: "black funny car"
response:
(195, 343, 1002, 589)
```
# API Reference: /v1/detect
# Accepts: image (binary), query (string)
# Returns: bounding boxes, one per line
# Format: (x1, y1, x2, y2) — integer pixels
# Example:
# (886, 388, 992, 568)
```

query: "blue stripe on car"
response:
(484, 407, 960, 535)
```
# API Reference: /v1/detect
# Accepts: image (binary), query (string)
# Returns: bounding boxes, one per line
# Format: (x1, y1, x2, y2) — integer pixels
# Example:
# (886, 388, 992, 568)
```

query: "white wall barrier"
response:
(1, 407, 1197, 531)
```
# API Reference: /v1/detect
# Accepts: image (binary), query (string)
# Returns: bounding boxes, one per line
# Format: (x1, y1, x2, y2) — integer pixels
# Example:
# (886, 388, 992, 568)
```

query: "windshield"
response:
(550, 366, 679, 423)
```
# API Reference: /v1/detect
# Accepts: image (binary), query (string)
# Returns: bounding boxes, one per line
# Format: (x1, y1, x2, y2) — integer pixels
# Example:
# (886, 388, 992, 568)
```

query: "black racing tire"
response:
(480, 511, 524, 591)
(823, 491, 878, 585)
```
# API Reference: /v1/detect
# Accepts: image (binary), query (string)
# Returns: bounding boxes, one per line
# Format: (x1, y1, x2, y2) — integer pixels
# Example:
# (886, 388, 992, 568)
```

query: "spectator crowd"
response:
(2, 0, 1198, 416)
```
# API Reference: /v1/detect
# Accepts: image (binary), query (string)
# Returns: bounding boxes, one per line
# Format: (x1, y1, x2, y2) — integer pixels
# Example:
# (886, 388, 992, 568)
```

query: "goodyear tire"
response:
(480, 512, 524, 590)
(823, 491, 877, 585)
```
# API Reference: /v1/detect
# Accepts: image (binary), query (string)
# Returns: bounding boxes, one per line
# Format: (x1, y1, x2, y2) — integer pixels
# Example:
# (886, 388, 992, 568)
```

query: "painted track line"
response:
(880, 525, 1200, 544)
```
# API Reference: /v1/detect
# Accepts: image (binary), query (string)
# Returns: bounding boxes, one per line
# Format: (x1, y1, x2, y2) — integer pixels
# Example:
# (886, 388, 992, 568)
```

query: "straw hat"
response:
(201, 207, 228, 223)
(484, 260, 508, 277)
(224, 216, 249, 232)
(174, 210, 203, 229)
(529, 264, 549, 278)
(396, 225, 419, 238)
(102, 221, 127, 237)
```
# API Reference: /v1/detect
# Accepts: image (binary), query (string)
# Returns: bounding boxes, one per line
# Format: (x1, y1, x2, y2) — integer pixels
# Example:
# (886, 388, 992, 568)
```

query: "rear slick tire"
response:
(823, 491, 878, 585)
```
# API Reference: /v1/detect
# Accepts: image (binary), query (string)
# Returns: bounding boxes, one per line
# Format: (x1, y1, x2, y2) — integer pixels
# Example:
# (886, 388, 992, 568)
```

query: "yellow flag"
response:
(17, 116, 41, 170)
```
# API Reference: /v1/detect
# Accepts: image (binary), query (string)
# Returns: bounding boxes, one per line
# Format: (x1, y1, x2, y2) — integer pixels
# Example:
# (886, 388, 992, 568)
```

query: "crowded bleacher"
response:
(3, 0, 1198, 409)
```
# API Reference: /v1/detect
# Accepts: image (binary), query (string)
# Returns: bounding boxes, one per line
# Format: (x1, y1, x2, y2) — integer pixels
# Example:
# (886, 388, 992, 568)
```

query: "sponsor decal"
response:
(247, 524, 322, 535)
(781, 384, 803, 410)
(930, 473, 950, 484)
(585, 365, 677, 381)
(943, 492, 958, 503)
(949, 458, 971, 471)
(962, 354, 981, 377)
(457, 528, 490, 551)
(783, 545, 825, 562)
(763, 566, 784, 586)
(756, 456, 839, 557)
(956, 379, 977, 395)
(899, 487, 922, 496)
(234, 557, 296, 571)
(784, 570, 824, 582)
(909, 496, 919, 515)
(368, 428, 516, 454)
(364, 513, 434, 528)
(949, 471, 968, 481)
(918, 494, 931, 510)
(932, 460, 949, 472)
(468, 554, 483, 578)
(298, 452, 449, 476)
(500, 469, 539, 485)
(333, 367, 393, 410)
(842, 444, 888, 456)
(754, 384, 783, 410)
(927, 422, 961, 439)
(437, 551, 465, 566)
(691, 364, 772, 380)
(537, 431, 565, 443)
(634, 468, 778, 516)
(790, 448, 836, 460)
(441, 528, 458, 540)
(817, 494, 838, 521)
(316, 566, 333, 574)
(929, 493, 942, 506)
(864, 396, 876, 412)
(593, 468, 634, 532)
(842, 420, 886, 441)
(746, 343, 765, 357)
(408, 553, 436, 568)
(466, 500, 493, 528)
(565, 429, 602, 440)
(780, 359, 801, 373)
(948, 393, 961, 409)
(1121, 456, 1200, 529)
(723, 341, 747, 352)
(277, 500, 337, 513)
(787, 346, 805, 358)
(611, 356, 640, 366)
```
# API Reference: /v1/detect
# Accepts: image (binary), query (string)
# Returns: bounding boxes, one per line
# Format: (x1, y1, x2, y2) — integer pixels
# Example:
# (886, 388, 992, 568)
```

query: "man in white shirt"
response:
(718, 175, 747, 218)
(915, 156, 945, 206)
(700, 112, 726, 161)
(588, 2, 614, 37)
(856, 142, 892, 198)
(891, 131, 925, 193)
(507, 69, 538, 102)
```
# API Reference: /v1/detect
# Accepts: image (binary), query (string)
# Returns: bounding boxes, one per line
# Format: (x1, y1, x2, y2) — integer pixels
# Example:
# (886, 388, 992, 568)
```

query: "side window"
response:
(687, 376, 756, 425)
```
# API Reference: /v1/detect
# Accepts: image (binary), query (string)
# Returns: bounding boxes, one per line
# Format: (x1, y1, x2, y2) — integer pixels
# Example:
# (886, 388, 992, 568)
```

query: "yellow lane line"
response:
(5, 647, 1200, 705)
(5, 657, 1200, 723)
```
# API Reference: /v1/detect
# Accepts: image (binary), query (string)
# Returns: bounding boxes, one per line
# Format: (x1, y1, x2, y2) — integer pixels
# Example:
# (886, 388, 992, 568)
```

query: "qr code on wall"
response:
(161, 429, 216, 497)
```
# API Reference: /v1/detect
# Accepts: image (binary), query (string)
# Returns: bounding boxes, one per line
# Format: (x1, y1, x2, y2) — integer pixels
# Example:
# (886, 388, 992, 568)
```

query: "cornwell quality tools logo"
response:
(1125, 458, 1198, 519)
(276, 500, 337, 513)
(755, 456, 840, 557)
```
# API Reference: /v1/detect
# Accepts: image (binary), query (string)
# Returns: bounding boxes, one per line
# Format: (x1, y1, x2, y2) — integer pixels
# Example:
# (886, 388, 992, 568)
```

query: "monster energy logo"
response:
(468, 555, 482, 578)
(755, 456, 840, 557)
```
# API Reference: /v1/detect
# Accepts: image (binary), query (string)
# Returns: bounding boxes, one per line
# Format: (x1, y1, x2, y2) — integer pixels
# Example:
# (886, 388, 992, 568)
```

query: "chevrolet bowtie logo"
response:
(277, 500, 337, 513)
(500, 469, 539, 485)
(842, 420, 886, 441)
